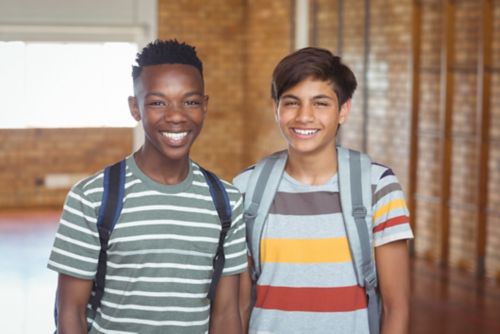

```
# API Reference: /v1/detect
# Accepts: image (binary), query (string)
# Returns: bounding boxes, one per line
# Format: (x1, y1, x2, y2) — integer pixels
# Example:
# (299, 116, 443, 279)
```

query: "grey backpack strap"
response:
(338, 147, 380, 334)
(243, 150, 287, 279)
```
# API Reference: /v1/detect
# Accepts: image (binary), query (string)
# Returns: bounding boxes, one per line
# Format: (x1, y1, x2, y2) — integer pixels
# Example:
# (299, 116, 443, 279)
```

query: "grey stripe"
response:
(373, 183, 402, 205)
(269, 191, 341, 215)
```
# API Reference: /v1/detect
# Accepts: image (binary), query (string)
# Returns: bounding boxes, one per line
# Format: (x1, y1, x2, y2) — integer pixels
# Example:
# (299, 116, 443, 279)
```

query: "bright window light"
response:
(0, 41, 138, 128)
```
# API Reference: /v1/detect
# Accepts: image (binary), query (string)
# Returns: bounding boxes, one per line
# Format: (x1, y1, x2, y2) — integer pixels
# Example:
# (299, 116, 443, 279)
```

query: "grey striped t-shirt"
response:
(48, 155, 247, 334)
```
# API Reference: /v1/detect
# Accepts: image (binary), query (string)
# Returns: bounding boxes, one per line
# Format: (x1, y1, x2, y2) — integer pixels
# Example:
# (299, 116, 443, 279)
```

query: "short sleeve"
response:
(221, 187, 248, 276)
(371, 167, 414, 247)
(47, 179, 101, 280)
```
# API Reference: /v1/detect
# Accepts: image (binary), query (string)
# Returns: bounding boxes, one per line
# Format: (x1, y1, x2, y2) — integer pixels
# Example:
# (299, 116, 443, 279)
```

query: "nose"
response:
(295, 103, 314, 122)
(163, 102, 185, 123)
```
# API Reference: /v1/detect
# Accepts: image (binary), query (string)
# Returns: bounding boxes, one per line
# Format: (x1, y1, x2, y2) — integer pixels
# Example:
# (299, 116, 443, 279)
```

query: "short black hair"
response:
(132, 39, 203, 80)
(271, 47, 357, 107)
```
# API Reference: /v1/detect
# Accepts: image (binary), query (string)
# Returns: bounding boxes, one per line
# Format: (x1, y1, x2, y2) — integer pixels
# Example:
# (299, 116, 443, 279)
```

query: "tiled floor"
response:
(1, 210, 500, 334)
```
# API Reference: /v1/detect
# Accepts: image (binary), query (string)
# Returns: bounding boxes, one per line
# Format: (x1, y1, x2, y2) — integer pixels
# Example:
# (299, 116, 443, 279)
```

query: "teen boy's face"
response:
(275, 77, 350, 157)
(129, 64, 207, 163)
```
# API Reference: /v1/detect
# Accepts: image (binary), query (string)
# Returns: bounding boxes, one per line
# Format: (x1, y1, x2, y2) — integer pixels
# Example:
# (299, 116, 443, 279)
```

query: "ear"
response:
(128, 96, 141, 122)
(202, 95, 209, 116)
(338, 99, 352, 125)
(273, 100, 279, 122)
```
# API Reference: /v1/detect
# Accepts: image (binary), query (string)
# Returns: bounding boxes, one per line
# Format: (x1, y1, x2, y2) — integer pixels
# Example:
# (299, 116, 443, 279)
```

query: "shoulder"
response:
(232, 165, 255, 194)
(191, 162, 242, 200)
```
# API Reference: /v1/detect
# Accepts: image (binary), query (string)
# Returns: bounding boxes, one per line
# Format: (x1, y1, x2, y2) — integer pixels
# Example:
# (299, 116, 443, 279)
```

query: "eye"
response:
(282, 100, 299, 107)
(314, 101, 331, 107)
(184, 99, 202, 107)
(148, 100, 165, 107)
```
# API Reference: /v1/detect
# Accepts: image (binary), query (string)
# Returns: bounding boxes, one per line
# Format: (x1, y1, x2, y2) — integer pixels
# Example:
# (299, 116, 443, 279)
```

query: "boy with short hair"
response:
(48, 39, 247, 334)
(234, 47, 413, 333)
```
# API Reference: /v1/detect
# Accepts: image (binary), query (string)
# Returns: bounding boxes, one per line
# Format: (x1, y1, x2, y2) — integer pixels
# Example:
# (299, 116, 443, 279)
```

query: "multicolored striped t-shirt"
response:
(235, 162, 413, 334)
(48, 155, 247, 334)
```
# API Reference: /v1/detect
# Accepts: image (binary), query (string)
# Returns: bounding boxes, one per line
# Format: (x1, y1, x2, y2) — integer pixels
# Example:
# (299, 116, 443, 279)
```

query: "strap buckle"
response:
(352, 206, 367, 219)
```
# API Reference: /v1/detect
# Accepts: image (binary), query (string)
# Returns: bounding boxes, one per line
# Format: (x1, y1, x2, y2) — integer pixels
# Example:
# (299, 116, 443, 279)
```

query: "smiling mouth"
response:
(292, 128, 319, 136)
(161, 131, 188, 141)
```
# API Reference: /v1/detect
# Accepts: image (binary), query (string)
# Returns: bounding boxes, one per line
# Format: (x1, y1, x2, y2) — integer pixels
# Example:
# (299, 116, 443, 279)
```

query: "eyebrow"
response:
(281, 94, 335, 100)
(145, 91, 204, 99)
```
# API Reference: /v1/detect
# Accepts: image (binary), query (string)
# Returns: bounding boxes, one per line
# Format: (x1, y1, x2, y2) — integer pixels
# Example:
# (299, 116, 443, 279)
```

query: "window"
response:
(0, 41, 138, 128)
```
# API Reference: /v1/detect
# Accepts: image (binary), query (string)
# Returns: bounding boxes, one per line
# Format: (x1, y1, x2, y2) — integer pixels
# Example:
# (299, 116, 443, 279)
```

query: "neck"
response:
(286, 144, 338, 185)
(134, 147, 190, 185)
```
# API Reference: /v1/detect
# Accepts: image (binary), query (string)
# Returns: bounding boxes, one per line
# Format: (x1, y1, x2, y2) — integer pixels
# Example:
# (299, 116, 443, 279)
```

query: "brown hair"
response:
(271, 47, 357, 107)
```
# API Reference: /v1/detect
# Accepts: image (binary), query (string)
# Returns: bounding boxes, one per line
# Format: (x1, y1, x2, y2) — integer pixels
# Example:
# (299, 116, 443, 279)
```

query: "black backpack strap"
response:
(200, 167, 232, 301)
(90, 159, 126, 312)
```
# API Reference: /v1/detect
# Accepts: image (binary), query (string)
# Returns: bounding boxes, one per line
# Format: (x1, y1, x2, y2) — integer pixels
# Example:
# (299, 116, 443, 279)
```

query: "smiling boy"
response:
(234, 47, 413, 333)
(48, 39, 247, 334)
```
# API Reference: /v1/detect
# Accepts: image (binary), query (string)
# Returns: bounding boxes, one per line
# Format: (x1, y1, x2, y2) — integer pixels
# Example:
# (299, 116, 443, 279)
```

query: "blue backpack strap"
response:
(53, 159, 126, 332)
(337, 147, 380, 334)
(199, 167, 232, 301)
(90, 159, 126, 312)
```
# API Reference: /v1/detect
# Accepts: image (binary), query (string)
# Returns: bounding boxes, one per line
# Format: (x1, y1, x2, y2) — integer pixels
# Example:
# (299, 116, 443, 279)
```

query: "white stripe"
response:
(101, 300, 210, 312)
(55, 233, 100, 250)
(84, 173, 103, 188)
(125, 179, 142, 188)
(110, 234, 218, 244)
(48, 260, 95, 277)
(224, 236, 245, 247)
(125, 190, 212, 201)
(225, 248, 247, 259)
(232, 219, 245, 235)
(222, 262, 248, 274)
(99, 312, 210, 327)
(121, 205, 218, 215)
(107, 248, 212, 258)
(52, 247, 98, 264)
(233, 195, 243, 210)
(107, 261, 212, 271)
(374, 231, 413, 247)
(91, 321, 135, 334)
(68, 191, 97, 208)
(63, 205, 97, 223)
(106, 275, 211, 284)
(114, 219, 220, 231)
(84, 187, 102, 196)
(60, 219, 99, 237)
(104, 287, 206, 298)
(193, 180, 209, 187)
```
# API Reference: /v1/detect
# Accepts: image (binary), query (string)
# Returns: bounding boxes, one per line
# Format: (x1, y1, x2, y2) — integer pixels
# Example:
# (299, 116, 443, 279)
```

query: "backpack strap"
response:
(337, 147, 380, 334)
(243, 150, 287, 279)
(90, 159, 126, 312)
(200, 167, 232, 301)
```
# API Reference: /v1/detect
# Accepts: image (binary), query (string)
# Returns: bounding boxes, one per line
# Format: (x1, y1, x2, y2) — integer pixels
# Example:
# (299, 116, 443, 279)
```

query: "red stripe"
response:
(373, 215, 409, 233)
(256, 285, 367, 312)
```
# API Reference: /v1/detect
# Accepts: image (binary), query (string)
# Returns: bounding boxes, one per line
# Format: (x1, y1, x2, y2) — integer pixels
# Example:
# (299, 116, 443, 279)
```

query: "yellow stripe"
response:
(373, 198, 407, 221)
(261, 238, 351, 263)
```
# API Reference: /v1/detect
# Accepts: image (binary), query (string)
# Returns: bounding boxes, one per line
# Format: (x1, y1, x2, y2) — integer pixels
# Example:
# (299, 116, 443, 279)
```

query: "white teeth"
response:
(293, 129, 318, 136)
(162, 132, 188, 141)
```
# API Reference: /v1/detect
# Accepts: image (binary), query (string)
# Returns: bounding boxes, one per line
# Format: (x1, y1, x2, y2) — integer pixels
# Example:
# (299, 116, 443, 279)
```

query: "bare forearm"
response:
(381, 303, 409, 334)
(210, 312, 243, 334)
(58, 310, 87, 334)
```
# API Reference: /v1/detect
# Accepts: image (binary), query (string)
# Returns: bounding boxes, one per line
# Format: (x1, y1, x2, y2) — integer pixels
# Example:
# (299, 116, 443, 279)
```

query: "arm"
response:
(239, 257, 253, 333)
(375, 240, 411, 334)
(57, 273, 93, 334)
(209, 274, 242, 334)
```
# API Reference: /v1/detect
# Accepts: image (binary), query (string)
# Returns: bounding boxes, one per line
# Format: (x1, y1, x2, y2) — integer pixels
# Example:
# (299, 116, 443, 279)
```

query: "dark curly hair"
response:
(132, 39, 203, 80)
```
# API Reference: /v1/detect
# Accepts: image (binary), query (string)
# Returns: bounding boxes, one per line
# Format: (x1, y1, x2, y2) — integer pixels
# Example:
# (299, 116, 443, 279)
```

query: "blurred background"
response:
(0, 0, 499, 333)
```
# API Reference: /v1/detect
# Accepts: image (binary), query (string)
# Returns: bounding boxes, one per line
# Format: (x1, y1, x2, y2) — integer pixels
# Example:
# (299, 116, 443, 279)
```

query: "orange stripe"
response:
(373, 215, 409, 233)
(256, 285, 367, 312)
(261, 238, 351, 263)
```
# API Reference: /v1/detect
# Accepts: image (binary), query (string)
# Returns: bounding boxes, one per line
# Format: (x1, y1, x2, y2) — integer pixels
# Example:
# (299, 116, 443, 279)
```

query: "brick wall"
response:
(0, 128, 132, 208)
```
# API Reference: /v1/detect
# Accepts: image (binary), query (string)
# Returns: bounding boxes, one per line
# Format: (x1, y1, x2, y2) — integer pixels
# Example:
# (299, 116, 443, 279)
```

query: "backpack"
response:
(237, 146, 381, 334)
(53, 159, 232, 331)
